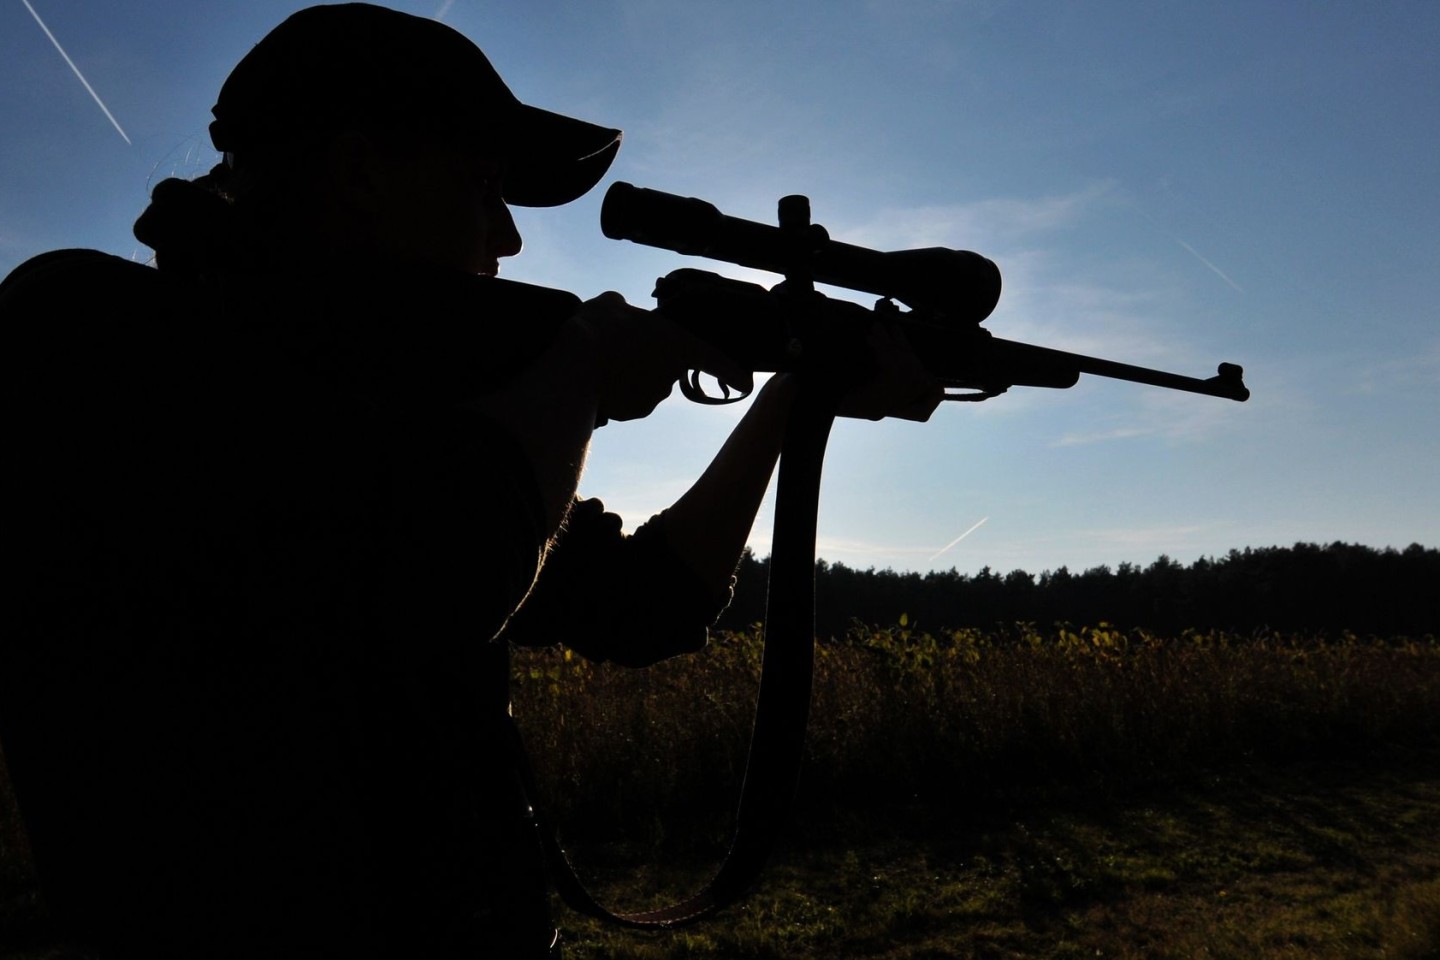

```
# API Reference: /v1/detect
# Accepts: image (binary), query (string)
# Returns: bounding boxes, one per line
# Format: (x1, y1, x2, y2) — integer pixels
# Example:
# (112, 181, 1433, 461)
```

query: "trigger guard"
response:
(680, 369, 752, 405)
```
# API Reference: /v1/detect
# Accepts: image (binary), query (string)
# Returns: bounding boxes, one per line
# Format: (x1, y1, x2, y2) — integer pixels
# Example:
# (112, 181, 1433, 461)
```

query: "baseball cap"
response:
(208, 3, 621, 207)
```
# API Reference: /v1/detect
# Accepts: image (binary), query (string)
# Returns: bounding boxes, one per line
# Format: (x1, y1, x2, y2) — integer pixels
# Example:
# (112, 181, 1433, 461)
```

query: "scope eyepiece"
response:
(601, 182, 725, 257)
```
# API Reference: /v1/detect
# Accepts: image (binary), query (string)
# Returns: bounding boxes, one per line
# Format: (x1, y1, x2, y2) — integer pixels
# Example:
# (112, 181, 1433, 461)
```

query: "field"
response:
(3, 624, 1439, 957)
(510, 625, 1440, 958)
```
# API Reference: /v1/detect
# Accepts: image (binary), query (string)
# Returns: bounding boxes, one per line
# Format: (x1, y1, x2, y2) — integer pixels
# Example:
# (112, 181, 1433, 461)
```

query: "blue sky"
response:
(3, 0, 1436, 576)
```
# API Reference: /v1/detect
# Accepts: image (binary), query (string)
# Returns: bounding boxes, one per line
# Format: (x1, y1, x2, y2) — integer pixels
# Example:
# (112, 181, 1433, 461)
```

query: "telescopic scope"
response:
(601, 182, 1003, 326)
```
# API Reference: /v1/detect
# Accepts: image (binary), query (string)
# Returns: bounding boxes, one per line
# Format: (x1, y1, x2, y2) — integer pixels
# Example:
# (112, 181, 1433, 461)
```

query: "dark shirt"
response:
(0, 250, 726, 958)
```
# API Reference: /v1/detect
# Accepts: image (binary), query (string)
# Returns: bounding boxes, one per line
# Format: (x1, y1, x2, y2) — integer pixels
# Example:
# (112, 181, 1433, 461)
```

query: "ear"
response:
(324, 130, 390, 216)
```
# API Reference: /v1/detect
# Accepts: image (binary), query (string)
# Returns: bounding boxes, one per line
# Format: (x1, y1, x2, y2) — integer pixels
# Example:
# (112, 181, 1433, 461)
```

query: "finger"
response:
(696, 363, 754, 397)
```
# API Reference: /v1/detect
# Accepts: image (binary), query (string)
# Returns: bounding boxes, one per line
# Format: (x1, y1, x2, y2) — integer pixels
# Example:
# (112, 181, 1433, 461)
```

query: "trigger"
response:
(680, 369, 751, 405)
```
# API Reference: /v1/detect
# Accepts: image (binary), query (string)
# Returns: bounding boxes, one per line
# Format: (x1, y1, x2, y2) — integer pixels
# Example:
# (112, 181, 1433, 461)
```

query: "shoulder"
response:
(2, 250, 177, 354)
(0, 248, 164, 304)
(3, 251, 196, 418)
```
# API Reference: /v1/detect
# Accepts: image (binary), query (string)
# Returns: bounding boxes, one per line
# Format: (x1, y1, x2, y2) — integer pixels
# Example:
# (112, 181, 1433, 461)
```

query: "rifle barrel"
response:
(987, 338, 1250, 401)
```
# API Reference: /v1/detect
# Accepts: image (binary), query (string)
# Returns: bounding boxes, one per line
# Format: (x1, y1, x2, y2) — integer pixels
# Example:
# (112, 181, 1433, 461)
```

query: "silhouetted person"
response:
(0, 5, 938, 957)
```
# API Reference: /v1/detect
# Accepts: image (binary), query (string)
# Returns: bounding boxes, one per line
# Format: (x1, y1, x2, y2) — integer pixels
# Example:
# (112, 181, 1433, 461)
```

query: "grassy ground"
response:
(521, 627, 1440, 958)
(5, 753, 1437, 958)
(550, 750, 1440, 959)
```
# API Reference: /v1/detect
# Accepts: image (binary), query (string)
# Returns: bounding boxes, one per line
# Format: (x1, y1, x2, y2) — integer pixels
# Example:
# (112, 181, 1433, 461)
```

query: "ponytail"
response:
(133, 162, 242, 278)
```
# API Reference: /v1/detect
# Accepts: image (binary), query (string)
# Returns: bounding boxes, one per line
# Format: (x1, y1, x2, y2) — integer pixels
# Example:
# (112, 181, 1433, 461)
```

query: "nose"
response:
(488, 196, 522, 260)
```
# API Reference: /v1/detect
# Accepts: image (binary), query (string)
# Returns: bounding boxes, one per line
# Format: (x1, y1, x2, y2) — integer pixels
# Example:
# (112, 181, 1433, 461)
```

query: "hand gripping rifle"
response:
(528, 183, 1249, 930)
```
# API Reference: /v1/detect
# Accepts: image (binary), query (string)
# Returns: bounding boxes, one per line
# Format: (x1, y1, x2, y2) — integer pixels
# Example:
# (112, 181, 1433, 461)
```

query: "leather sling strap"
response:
(516, 388, 838, 928)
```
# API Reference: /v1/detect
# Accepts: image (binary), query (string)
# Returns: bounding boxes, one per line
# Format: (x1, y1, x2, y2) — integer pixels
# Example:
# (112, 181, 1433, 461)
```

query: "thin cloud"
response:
(21, 0, 131, 145)
(834, 182, 1115, 252)
(1051, 387, 1246, 449)
(1081, 521, 1235, 553)
(1054, 426, 1153, 447)
(1348, 341, 1440, 394)
(812, 535, 944, 566)
(829, 184, 1199, 366)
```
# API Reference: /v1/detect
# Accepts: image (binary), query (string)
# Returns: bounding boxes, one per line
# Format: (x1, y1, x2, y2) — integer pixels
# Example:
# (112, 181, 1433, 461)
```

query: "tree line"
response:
(714, 542, 1440, 638)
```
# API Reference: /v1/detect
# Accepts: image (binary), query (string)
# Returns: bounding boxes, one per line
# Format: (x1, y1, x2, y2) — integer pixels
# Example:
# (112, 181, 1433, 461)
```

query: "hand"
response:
(573, 291, 751, 423)
(835, 323, 944, 423)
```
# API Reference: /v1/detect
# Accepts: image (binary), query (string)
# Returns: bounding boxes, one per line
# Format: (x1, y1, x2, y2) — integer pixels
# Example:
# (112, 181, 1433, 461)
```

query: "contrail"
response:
(1134, 205, 1243, 295)
(434, 0, 456, 20)
(21, 0, 131, 145)
(928, 516, 989, 562)
(1173, 237, 1244, 294)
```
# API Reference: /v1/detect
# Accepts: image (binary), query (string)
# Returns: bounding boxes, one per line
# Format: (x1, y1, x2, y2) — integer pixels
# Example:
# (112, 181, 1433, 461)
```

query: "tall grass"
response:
(512, 624, 1440, 848)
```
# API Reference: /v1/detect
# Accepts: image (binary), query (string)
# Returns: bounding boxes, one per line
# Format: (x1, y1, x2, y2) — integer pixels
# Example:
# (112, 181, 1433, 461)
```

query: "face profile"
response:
(337, 137, 523, 274)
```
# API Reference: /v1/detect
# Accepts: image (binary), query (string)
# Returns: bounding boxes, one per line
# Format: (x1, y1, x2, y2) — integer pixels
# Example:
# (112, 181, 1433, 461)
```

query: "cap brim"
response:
(501, 105, 622, 208)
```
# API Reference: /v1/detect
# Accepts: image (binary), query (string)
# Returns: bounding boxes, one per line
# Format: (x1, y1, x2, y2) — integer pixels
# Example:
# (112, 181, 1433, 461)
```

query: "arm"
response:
(494, 307, 939, 664)
(661, 374, 798, 594)
(662, 323, 943, 596)
(498, 375, 799, 666)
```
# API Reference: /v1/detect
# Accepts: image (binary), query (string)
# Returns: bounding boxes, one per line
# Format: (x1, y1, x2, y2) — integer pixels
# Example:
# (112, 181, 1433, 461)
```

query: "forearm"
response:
(661, 374, 799, 594)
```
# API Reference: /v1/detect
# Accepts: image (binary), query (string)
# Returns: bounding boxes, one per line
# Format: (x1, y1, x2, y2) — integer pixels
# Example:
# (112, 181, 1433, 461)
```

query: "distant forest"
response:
(713, 542, 1440, 638)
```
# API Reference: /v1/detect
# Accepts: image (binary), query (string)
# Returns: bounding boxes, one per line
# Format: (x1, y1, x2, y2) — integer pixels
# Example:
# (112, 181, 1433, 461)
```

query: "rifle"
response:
(600, 181, 1249, 404)
(530, 183, 1249, 931)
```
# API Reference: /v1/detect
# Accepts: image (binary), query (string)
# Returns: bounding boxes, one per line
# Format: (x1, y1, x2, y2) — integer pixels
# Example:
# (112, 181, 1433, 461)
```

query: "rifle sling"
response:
(516, 390, 837, 929)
